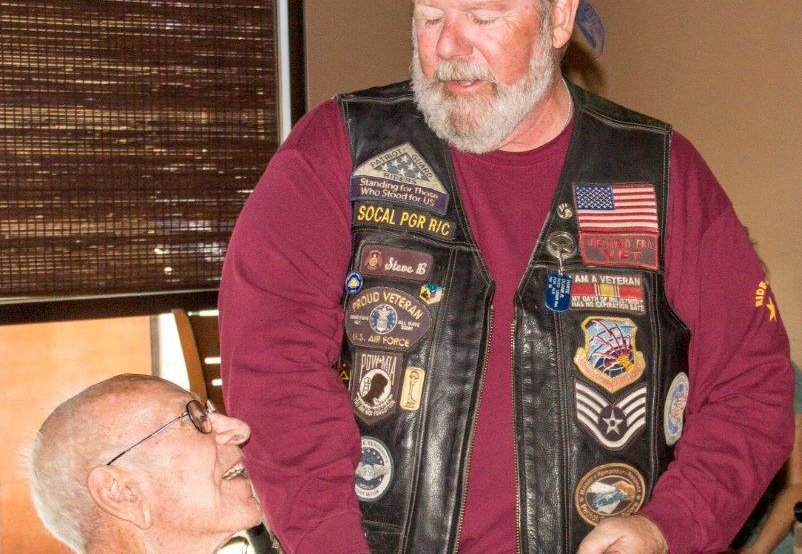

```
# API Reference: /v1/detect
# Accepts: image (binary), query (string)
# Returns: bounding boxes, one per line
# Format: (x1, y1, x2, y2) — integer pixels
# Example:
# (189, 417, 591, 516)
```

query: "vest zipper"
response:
(452, 304, 494, 554)
(510, 315, 523, 554)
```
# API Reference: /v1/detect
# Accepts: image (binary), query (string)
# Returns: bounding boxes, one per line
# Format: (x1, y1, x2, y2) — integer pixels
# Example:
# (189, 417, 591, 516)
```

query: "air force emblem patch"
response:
(575, 380, 647, 451)
(350, 143, 450, 215)
(573, 316, 646, 393)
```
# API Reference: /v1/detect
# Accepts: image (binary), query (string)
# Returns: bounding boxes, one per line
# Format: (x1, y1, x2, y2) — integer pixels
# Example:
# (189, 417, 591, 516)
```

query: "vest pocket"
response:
(364, 519, 403, 554)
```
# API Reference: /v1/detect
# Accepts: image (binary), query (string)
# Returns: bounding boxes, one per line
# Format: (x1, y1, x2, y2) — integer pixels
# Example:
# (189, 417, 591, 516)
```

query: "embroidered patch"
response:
(570, 272, 645, 314)
(579, 232, 658, 270)
(359, 244, 434, 282)
(664, 372, 689, 446)
(350, 143, 450, 215)
(353, 202, 456, 241)
(575, 462, 646, 526)
(419, 283, 443, 305)
(400, 366, 426, 411)
(355, 436, 393, 502)
(573, 316, 646, 393)
(575, 380, 647, 451)
(574, 183, 658, 234)
(754, 280, 777, 322)
(344, 271, 364, 294)
(350, 349, 402, 426)
(345, 287, 432, 352)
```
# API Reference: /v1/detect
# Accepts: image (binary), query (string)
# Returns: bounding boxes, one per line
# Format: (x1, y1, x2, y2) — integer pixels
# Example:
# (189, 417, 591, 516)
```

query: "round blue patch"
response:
(345, 271, 364, 294)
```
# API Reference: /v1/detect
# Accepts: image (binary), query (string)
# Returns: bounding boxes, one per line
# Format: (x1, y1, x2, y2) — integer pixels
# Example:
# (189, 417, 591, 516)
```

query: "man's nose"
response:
(435, 16, 472, 60)
(209, 412, 251, 445)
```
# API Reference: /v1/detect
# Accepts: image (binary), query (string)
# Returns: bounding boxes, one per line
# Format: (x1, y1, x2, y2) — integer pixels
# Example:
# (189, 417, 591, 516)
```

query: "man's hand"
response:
(576, 515, 669, 554)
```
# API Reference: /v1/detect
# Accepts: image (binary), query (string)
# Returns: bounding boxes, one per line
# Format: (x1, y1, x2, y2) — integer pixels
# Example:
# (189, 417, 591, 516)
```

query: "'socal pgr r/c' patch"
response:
(352, 202, 456, 241)
(574, 462, 645, 525)
(355, 436, 394, 502)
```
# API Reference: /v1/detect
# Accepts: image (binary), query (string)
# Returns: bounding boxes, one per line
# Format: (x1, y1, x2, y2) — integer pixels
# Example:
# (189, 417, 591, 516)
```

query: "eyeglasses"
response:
(105, 399, 216, 466)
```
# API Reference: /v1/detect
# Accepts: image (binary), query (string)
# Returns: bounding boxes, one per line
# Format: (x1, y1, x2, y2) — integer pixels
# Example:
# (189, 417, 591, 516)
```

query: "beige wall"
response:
(304, 1, 800, 361)
(0, 317, 151, 553)
(305, 0, 413, 107)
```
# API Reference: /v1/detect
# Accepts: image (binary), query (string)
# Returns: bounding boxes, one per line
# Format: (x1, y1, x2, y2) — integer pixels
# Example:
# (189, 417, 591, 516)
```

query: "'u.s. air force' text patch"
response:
(353, 202, 456, 241)
(350, 143, 450, 215)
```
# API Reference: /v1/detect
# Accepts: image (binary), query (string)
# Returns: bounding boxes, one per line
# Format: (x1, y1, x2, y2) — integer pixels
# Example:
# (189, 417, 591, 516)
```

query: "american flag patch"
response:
(574, 184, 658, 233)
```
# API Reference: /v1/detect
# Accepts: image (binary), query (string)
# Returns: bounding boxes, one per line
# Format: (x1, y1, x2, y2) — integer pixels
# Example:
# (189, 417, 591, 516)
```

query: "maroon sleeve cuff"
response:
(295, 511, 370, 554)
(639, 496, 705, 554)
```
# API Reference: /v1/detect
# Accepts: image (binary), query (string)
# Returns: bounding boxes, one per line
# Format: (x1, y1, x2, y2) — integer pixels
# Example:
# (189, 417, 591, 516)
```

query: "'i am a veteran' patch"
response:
(350, 143, 450, 215)
(353, 202, 456, 241)
(570, 272, 645, 314)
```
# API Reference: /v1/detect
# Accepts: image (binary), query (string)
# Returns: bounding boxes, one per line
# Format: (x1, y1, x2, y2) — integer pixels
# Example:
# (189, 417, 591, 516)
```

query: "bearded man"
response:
(219, 1, 794, 553)
(29, 374, 261, 554)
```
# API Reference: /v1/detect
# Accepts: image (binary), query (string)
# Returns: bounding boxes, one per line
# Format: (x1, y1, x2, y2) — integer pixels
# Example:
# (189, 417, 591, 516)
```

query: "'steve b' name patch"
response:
(353, 202, 456, 241)
(350, 143, 450, 215)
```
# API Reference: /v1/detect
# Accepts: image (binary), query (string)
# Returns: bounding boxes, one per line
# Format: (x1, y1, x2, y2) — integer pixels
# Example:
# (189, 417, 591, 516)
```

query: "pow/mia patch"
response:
(400, 366, 426, 411)
(350, 143, 450, 215)
(575, 462, 645, 525)
(579, 233, 658, 270)
(575, 380, 647, 451)
(359, 244, 434, 282)
(350, 349, 402, 426)
(345, 287, 432, 352)
(573, 316, 646, 393)
(353, 202, 456, 241)
(570, 272, 645, 314)
(664, 372, 689, 446)
(355, 436, 393, 502)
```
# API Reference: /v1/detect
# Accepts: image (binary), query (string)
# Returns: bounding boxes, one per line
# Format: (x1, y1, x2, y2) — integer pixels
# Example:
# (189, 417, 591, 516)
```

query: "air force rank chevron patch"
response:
(575, 380, 647, 451)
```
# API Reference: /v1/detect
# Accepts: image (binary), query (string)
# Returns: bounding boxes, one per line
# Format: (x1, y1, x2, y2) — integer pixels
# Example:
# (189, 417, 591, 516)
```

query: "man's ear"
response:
(550, 0, 581, 50)
(87, 465, 152, 530)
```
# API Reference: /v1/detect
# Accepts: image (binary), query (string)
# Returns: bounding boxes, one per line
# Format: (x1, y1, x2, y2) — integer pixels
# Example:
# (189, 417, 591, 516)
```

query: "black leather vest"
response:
(337, 80, 690, 554)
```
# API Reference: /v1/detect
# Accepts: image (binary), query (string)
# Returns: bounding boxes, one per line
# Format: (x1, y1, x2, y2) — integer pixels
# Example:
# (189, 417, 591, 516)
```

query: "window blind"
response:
(0, 0, 278, 303)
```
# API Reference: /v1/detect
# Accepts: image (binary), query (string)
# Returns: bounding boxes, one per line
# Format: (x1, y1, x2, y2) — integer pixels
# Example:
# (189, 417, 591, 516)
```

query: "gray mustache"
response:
(434, 62, 496, 83)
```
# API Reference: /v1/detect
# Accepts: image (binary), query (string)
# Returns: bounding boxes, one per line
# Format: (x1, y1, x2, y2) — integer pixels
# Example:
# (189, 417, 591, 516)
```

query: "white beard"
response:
(411, 18, 557, 154)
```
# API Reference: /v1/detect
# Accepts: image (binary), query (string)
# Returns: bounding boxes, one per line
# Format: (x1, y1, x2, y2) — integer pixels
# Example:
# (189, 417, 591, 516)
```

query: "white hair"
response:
(27, 374, 173, 553)
(411, 10, 557, 153)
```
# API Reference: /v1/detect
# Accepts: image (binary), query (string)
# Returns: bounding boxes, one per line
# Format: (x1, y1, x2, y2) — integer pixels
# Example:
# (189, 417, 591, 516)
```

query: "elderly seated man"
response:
(29, 373, 262, 554)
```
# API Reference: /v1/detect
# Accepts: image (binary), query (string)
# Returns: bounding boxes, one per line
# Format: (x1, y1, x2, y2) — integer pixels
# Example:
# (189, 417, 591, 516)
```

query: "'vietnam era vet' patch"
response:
(579, 232, 658, 270)
(353, 202, 456, 241)
(345, 286, 432, 352)
(570, 272, 645, 314)
(350, 143, 450, 215)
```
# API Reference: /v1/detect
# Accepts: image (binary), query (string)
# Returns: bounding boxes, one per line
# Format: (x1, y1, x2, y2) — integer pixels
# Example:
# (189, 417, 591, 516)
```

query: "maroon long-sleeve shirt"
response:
(220, 98, 794, 554)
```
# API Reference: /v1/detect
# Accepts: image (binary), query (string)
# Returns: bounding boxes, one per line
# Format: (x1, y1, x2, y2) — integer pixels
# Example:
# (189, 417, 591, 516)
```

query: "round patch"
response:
(355, 436, 393, 502)
(369, 304, 398, 334)
(575, 462, 645, 526)
(664, 372, 689, 446)
(345, 271, 364, 294)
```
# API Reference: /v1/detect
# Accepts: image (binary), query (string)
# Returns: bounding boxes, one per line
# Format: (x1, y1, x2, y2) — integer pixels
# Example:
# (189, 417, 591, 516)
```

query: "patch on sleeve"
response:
(574, 463, 645, 525)
(754, 280, 777, 322)
(350, 143, 450, 215)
